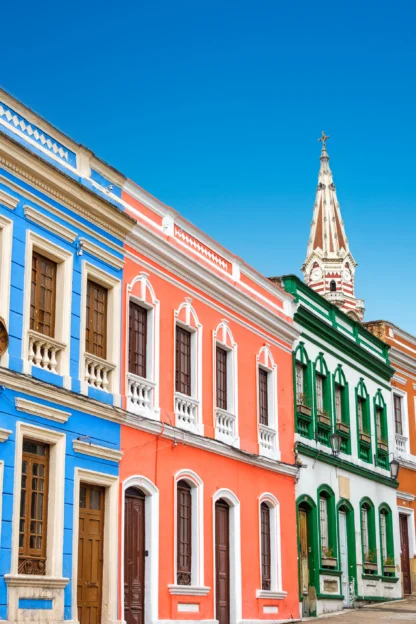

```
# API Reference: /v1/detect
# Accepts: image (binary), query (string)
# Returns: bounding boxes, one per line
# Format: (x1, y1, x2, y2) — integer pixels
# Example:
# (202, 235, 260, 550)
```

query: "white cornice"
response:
(126, 228, 299, 349)
(0, 187, 19, 210)
(126, 413, 298, 477)
(80, 237, 124, 270)
(168, 585, 211, 596)
(72, 439, 123, 463)
(15, 397, 71, 423)
(390, 346, 416, 377)
(256, 589, 288, 599)
(397, 490, 416, 502)
(4, 574, 69, 589)
(0, 136, 135, 240)
(24, 205, 77, 243)
(0, 367, 126, 425)
(398, 458, 416, 472)
(392, 374, 407, 386)
(0, 428, 12, 442)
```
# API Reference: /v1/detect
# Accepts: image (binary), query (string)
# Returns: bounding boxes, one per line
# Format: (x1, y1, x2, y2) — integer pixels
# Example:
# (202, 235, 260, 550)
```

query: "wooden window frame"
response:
(216, 346, 228, 411)
(259, 368, 269, 426)
(128, 300, 148, 378)
(30, 251, 57, 338)
(260, 502, 271, 590)
(394, 394, 403, 436)
(86, 279, 108, 359)
(176, 325, 192, 396)
(177, 480, 192, 585)
(19, 438, 50, 575)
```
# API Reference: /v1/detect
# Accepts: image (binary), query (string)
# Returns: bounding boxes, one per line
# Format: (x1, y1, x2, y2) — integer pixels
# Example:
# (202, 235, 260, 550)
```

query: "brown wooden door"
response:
(400, 513, 412, 595)
(124, 488, 146, 624)
(77, 484, 105, 624)
(215, 500, 230, 624)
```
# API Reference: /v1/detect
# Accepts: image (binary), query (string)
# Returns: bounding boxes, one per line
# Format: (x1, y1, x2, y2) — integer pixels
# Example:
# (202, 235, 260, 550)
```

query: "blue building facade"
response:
(0, 90, 133, 623)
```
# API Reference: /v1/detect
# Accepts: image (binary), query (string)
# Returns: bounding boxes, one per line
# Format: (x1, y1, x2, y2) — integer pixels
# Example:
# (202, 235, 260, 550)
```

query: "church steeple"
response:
(302, 132, 365, 321)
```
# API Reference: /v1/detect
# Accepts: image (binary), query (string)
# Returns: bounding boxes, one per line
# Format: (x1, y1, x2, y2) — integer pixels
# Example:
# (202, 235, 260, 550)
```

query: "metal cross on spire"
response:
(318, 131, 330, 150)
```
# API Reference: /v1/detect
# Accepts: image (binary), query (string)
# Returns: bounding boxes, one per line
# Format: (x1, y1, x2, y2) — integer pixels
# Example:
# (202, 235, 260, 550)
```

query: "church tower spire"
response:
(301, 132, 365, 321)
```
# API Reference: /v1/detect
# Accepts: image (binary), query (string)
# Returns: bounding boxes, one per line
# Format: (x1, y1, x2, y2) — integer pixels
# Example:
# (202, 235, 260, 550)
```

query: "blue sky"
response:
(2, 0, 415, 332)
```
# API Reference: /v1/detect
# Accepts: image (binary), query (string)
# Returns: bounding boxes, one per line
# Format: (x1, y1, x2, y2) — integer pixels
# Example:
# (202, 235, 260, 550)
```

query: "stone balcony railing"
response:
(127, 373, 156, 416)
(175, 392, 199, 432)
(85, 353, 115, 392)
(259, 423, 277, 457)
(215, 408, 238, 446)
(395, 433, 408, 456)
(28, 329, 66, 374)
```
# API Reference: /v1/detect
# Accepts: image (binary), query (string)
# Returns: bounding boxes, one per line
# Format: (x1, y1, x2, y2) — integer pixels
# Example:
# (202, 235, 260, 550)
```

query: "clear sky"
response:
(2, 0, 415, 333)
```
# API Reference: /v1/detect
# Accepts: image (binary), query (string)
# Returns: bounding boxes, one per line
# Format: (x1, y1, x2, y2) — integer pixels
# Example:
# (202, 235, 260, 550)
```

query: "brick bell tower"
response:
(302, 132, 365, 321)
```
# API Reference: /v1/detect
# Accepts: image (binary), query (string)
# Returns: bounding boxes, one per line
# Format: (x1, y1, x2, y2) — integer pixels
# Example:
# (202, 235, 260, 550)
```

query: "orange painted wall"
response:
(119, 189, 299, 620)
(119, 429, 299, 621)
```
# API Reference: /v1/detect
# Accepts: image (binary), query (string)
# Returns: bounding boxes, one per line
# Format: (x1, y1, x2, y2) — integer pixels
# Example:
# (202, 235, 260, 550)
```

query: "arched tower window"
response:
(330, 280, 336, 292)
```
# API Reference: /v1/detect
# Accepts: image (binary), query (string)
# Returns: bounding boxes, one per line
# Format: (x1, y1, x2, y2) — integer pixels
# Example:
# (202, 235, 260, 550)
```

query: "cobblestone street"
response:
(307, 599, 416, 622)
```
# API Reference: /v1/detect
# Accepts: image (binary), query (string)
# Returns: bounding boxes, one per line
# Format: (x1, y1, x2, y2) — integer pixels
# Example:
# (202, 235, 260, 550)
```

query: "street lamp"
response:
(330, 432, 342, 457)
(390, 457, 400, 480)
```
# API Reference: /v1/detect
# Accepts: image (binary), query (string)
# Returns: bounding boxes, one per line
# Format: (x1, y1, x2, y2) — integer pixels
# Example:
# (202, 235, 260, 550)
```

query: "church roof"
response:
(304, 132, 354, 266)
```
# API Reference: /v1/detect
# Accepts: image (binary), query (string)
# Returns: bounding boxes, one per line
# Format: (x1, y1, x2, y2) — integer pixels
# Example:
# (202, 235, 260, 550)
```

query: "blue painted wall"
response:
(0, 105, 127, 620)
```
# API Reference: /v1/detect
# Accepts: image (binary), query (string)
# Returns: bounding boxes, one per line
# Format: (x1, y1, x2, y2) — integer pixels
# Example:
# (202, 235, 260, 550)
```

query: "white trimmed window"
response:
(126, 273, 160, 419)
(316, 374, 324, 413)
(295, 363, 304, 398)
(168, 470, 208, 596)
(380, 511, 387, 560)
(80, 262, 121, 403)
(0, 214, 13, 368)
(335, 385, 342, 423)
(174, 298, 203, 435)
(22, 231, 72, 386)
(9, 422, 65, 578)
(319, 496, 329, 550)
(256, 494, 285, 599)
(393, 390, 409, 455)
(257, 346, 279, 459)
(362, 507, 369, 557)
(213, 321, 238, 447)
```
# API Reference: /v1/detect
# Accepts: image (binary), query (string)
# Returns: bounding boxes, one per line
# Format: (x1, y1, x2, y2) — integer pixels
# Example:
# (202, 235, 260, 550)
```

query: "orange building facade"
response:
(117, 182, 300, 624)
(365, 320, 416, 596)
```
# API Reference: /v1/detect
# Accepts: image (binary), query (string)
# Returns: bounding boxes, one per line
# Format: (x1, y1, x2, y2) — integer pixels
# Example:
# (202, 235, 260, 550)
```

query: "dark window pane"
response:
(176, 327, 191, 396)
(259, 369, 269, 426)
(216, 346, 228, 410)
(129, 301, 147, 377)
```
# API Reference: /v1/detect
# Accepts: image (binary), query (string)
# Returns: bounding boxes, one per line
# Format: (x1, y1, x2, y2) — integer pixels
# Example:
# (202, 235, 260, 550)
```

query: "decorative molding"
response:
(0, 101, 75, 165)
(80, 237, 124, 270)
(0, 187, 19, 210)
(397, 490, 416, 502)
(392, 373, 407, 386)
(126, 413, 298, 477)
(297, 442, 397, 488)
(15, 397, 71, 423)
(174, 225, 230, 272)
(72, 439, 123, 463)
(126, 227, 298, 349)
(0, 367, 126, 425)
(0, 137, 135, 241)
(256, 589, 288, 600)
(398, 457, 416, 472)
(0, 428, 12, 442)
(24, 205, 77, 243)
(4, 574, 69, 589)
(168, 585, 210, 596)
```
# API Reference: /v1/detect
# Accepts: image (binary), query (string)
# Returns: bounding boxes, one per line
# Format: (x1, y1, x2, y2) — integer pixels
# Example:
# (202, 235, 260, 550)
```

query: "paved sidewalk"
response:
(307, 598, 416, 622)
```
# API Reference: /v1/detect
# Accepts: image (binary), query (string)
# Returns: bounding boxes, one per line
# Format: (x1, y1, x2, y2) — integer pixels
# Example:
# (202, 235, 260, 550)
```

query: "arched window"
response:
(260, 502, 271, 590)
(333, 365, 350, 454)
(356, 379, 372, 463)
(374, 391, 389, 469)
(177, 480, 192, 585)
(213, 320, 239, 447)
(318, 485, 337, 568)
(361, 498, 377, 575)
(294, 343, 313, 439)
(315, 354, 332, 447)
(330, 280, 336, 292)
(257, 345, 279, 458)
(379, 504, 395, 577)
(257, 494, 283, 597)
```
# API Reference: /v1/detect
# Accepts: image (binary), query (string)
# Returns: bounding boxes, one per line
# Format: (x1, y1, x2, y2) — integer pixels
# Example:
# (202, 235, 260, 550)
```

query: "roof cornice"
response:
(0, 132, 135, 240)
